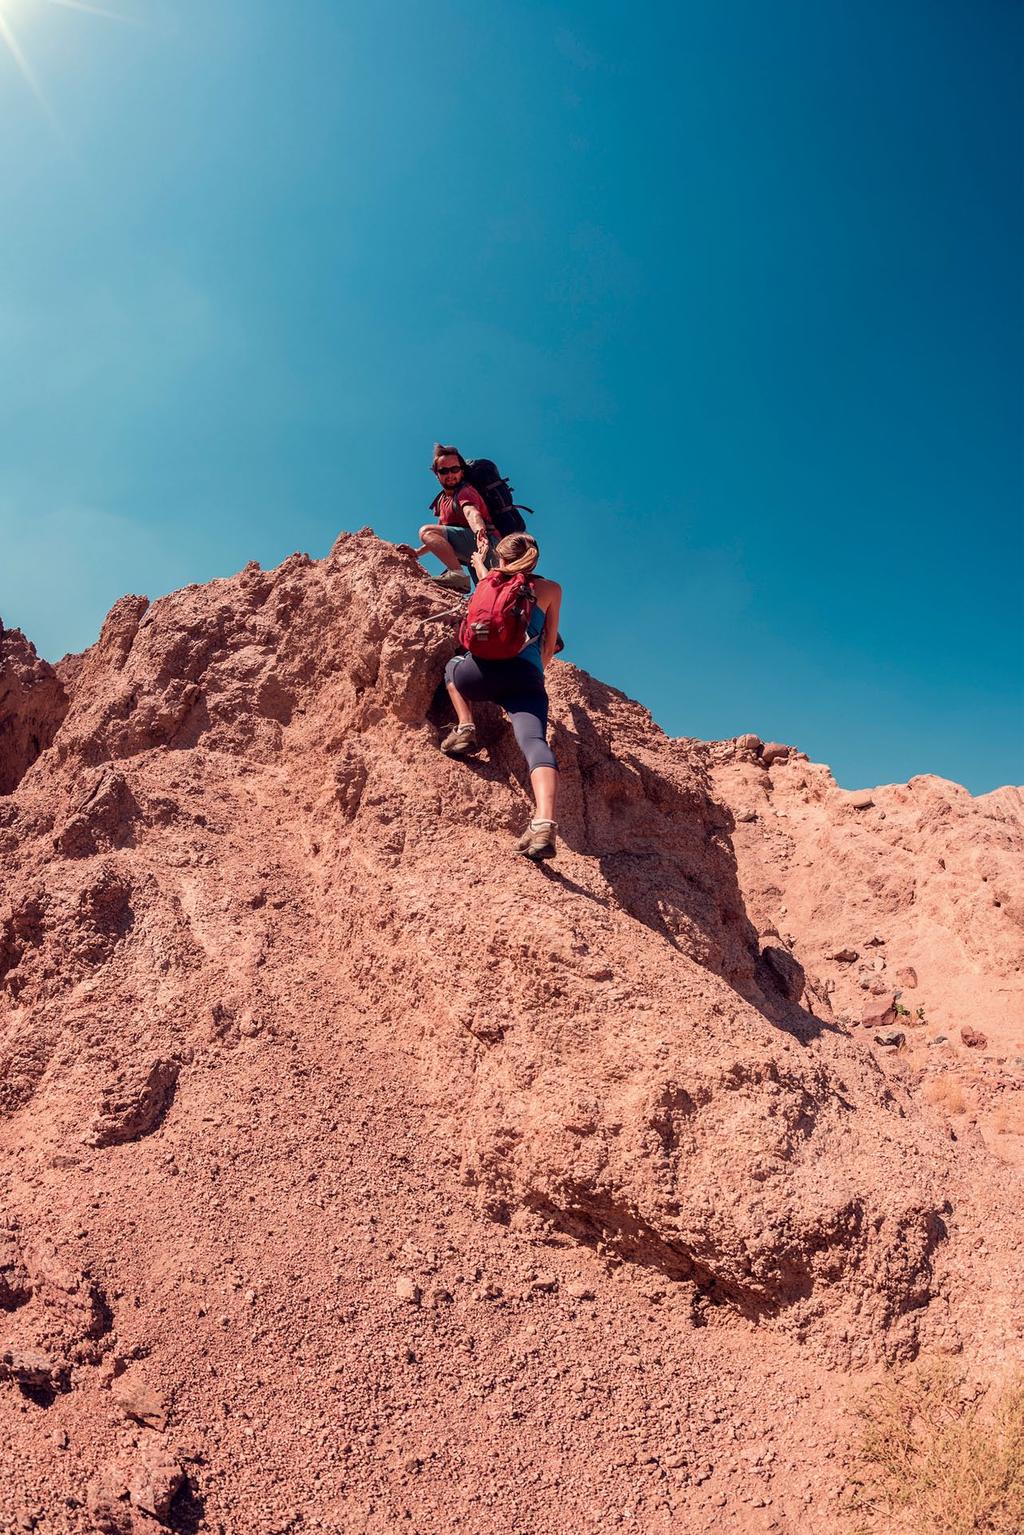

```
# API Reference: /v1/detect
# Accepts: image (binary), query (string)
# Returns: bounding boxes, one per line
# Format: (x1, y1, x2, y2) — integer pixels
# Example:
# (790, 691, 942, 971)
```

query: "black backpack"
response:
(431, 458, 535, 539)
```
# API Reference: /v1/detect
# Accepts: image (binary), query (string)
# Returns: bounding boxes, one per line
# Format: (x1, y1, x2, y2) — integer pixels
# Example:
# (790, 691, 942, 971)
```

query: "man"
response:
(416, 444, 495, 594)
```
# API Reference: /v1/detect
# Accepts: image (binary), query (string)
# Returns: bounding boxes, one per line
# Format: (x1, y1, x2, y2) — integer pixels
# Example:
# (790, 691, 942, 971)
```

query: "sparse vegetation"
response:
(915, 1006, 928, 1025)
(849, 1363, 1024, 1534)
(922, 1075, 967, 1116)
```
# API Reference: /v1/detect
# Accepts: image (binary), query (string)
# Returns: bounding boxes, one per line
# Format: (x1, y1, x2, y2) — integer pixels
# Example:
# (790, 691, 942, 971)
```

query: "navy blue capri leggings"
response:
(444, 654, 557, 774)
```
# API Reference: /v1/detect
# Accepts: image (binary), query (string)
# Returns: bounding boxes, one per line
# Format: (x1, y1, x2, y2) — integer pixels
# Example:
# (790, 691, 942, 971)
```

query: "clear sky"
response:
(0, 0, 1020, 792)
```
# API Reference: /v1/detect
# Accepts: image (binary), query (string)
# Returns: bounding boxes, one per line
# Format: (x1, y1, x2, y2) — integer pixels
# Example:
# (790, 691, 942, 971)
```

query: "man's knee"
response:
(419, 524, 441, 543)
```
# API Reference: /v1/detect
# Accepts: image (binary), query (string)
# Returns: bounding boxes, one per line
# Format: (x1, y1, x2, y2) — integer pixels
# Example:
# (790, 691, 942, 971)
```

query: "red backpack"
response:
(459, 570, 536, 661)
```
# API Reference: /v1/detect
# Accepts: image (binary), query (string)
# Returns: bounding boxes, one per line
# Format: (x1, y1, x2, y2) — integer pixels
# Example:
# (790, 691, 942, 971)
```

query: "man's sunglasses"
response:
(435, 465, 462, 477)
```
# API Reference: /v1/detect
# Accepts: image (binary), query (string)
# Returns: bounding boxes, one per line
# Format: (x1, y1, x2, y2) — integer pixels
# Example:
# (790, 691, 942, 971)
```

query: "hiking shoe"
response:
(441, 723, 480, 757)
(432, 570, 471, 594)
(518, 820, 557, 861)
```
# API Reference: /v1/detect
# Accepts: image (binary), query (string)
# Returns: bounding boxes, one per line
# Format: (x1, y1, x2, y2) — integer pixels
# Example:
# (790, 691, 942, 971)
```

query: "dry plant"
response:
(922, 1074, 967, 1116)
(847, 1362, 1024, 1534)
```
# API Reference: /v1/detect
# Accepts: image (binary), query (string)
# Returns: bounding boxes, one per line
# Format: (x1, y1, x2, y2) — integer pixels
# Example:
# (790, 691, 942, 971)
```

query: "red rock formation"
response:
(0, 624, 68, 794)
(704, 736, 1024, 1045)
(0, 532, 1020, 1535)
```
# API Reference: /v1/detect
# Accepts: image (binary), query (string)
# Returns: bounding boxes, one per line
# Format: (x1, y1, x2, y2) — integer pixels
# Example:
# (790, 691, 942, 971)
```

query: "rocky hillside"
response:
(0, 531, 1021, 1535)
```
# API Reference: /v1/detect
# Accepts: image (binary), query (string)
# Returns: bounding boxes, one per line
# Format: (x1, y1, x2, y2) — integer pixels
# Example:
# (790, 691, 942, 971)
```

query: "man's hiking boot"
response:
(517, 820, 557, 861)
(440, 723, 480, 757)
(433, 570, 471, 594)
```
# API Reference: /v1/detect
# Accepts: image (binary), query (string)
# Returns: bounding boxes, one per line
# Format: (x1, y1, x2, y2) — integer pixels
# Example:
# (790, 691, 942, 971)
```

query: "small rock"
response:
(0, 1348, 66, 1391)
(427, 1286, 453, 1308)
(87, 1058, 180, 1149)
(394, 1277, 421, 1307)
(735, 734, 762, 754)
(862, 998, 896, 1031)
(112, 1374, 169, 1431)
(87, 1474, 132, 1535)
(875, 1030, 906, 1048)
(847, 791, 874, 810)
(530, 1275, 559, 1294)
(931, 1035, 949, 1045)
(896, 966, 918, 989)
(566, 1280, 596, 1301)
(762, 945, 804, 1002)
(128, 1446, 184, 1521)
(53, 1429, 69, 1450)
(829, 948, 859, 964)
(237, 1013, 262, 1039)
(960, 1027, 988, 1050)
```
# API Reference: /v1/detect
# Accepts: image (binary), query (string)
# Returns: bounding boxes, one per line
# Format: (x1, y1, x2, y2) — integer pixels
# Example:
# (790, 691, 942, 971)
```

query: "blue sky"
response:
(0, 0, 1020, 792)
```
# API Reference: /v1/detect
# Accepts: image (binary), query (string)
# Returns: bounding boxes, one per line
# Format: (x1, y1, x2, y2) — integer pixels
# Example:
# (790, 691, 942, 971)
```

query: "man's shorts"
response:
(436, 525, 496, 568)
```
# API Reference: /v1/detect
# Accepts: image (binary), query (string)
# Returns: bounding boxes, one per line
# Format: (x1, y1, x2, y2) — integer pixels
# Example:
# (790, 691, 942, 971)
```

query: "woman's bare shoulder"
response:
(535, 575, 562, 598)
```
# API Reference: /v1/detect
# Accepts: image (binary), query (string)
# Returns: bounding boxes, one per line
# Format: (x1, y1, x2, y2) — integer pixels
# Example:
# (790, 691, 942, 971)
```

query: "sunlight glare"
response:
(0, 4, 57, 125)
(0, 0, 133, 128)
(41, 0, 133, 21)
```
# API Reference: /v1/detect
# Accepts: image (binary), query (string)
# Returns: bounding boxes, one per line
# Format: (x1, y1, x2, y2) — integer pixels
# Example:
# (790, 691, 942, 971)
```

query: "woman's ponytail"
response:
(495, 533, 539, 575)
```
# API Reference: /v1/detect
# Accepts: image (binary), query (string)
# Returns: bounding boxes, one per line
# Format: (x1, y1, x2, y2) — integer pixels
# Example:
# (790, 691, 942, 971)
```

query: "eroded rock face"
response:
(0, 625, 68, 795)
(704, 737, 1024, 1044)
(0, 531, 1019, 1534)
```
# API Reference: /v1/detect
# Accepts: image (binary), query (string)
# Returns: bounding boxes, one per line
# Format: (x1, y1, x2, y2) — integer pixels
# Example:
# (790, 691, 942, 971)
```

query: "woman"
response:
(441, 533, 562, 861)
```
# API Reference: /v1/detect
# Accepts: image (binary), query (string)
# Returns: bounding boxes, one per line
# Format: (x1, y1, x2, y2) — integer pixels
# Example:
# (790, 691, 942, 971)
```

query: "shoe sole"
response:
(522, 843, 557, 861)
(442, 742, 480, 758)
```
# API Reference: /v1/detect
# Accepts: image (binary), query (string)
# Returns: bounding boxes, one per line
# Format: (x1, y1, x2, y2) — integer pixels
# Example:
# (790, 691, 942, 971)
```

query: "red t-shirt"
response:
(436, 483, 494, 532)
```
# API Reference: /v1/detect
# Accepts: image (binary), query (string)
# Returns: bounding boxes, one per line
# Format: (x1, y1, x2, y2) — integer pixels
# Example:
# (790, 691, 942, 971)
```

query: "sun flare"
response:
(0, 0, 132, 123)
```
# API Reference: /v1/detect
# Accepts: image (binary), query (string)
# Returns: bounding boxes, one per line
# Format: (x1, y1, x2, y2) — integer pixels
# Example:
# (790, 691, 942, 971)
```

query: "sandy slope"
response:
(0, 531, 1020, 1535)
